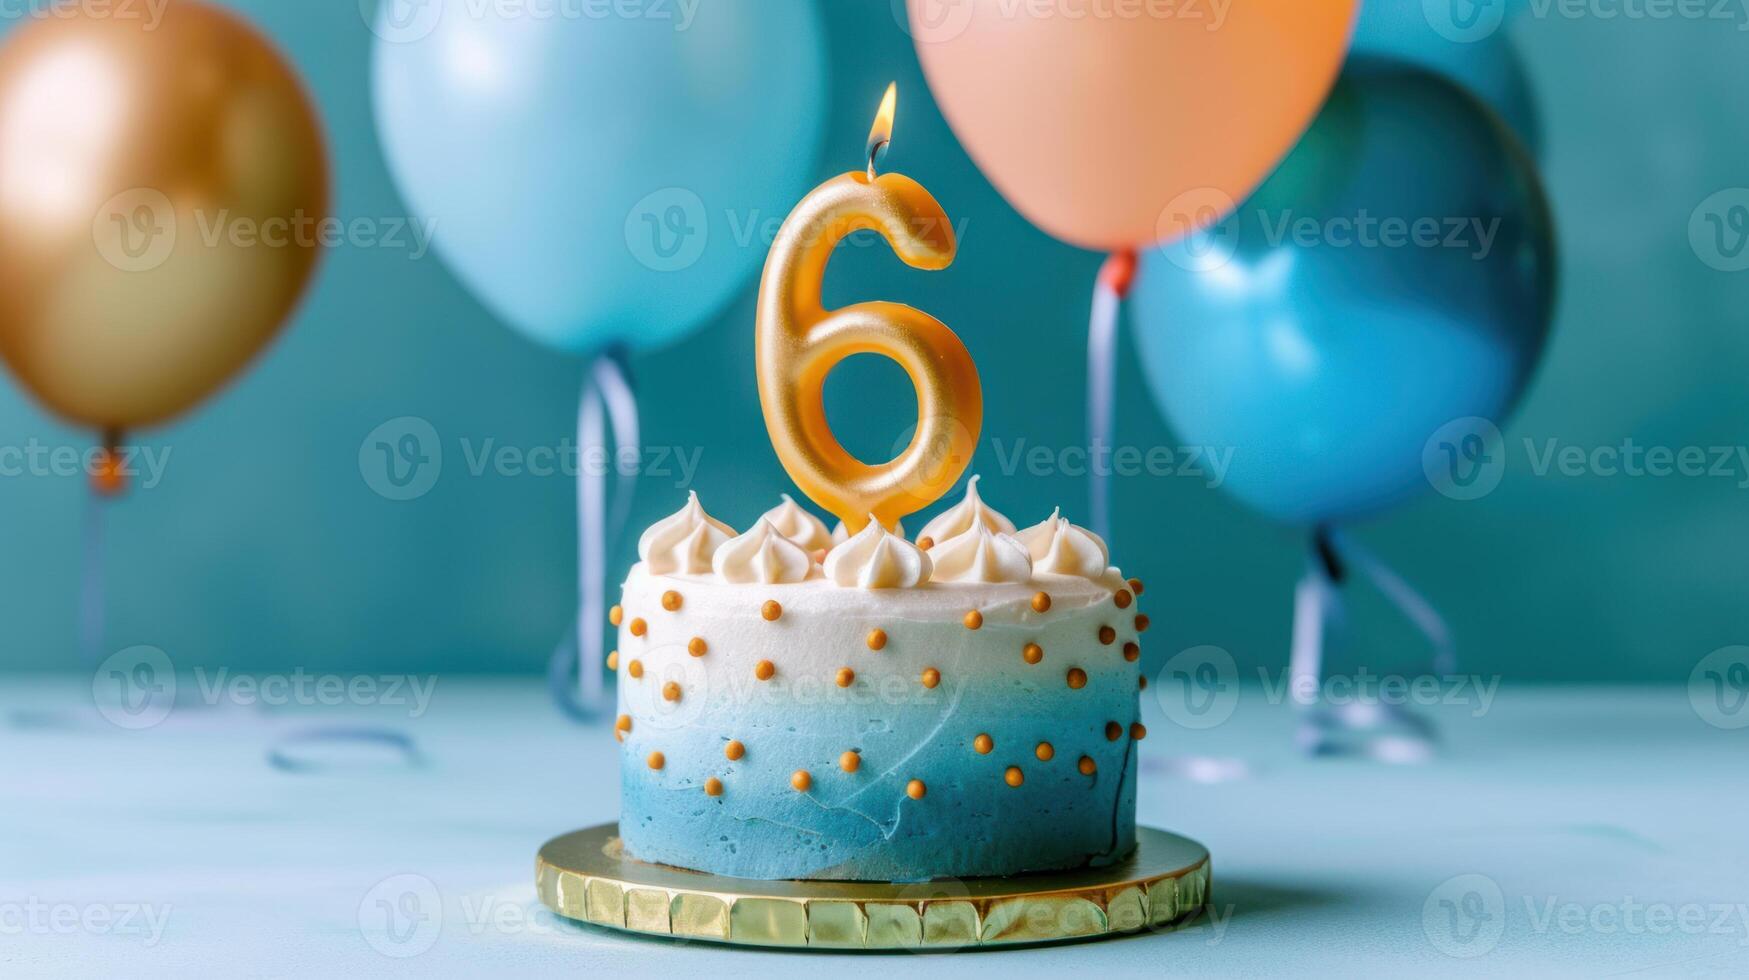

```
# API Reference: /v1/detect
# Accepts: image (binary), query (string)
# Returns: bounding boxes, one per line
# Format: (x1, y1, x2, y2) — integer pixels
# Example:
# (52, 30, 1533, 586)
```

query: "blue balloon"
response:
(1351, 0, 1541, 155)
(1131, 60, 1555, 526)
(371, 0, 827, 354)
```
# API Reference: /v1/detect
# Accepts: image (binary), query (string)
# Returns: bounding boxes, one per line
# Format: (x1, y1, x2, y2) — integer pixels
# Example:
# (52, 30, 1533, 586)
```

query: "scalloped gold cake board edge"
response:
(535, 823, 1211, 951)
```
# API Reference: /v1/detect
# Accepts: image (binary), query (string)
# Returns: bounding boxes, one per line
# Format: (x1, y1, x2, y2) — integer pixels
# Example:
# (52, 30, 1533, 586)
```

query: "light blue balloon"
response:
(1131, 60, 1556, 526)
(371, 0, 827, 354)
(1352, 0, 1541, 155)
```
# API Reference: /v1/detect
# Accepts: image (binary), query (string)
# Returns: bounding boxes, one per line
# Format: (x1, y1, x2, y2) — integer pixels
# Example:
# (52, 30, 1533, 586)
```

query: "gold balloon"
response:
(0, 0, 327, 430)
(755, 169, 980, 535)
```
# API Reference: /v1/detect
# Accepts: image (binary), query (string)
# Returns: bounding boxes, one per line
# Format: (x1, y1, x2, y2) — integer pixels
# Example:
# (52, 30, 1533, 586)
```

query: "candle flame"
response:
(866, 82, 897, 179)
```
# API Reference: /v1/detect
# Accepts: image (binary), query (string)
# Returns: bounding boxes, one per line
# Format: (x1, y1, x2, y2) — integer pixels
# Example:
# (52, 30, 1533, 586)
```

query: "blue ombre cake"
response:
(611, 478, 1147, 881)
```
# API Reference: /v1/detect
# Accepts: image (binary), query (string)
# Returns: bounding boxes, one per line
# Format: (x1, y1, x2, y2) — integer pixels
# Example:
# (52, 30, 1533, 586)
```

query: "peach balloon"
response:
(906, 0, 1357, 251)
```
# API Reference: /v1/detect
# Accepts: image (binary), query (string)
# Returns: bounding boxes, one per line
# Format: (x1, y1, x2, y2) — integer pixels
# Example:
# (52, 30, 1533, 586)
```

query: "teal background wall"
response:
(2, 1, 1745, 682)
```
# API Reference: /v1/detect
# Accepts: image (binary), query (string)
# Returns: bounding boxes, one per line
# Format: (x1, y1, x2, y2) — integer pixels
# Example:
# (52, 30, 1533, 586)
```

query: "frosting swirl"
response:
(637, 491, 735, 575)
(927, 526, 1032, 584)
(759, 494, 833, 552)
(1016, 508, 1108, 579)
(831, 517, 905, 545)
(823, 517, 932, 589)
(713, 518, 819, 584)
(918, 475, 1015, 544)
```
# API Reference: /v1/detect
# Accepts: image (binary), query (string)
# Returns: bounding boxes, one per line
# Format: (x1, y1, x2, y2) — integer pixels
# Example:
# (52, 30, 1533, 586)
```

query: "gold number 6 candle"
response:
(756, 84, 981, 535)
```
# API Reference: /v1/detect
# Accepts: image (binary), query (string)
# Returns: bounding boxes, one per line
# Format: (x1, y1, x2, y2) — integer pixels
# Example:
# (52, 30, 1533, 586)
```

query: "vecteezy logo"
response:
(1689, 189, 1749, 272)
(359, 416, 442, 501)
(1423, 0, 1506, 43)
(893, 0, 974, 44)
(624, 188, 708, 273)
(1423, 416, 1506, 501)
(621, 644, 710, 731)
(1155, 188, 1240, 273)
(1422, 873, 1505, 958)
(1155, 645, 1239, 730)
(365, 0, 444, 44)
(92, 645, 176, 730)
(92, 189, 176, 273)
(359, 873, 442, 958)
(1689, 646, 1749, 730)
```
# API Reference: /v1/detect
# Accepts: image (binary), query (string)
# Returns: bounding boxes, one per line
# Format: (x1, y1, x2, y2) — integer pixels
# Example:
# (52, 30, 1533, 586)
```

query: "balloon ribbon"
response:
(550, 348, 639, 720)
(1290, 527, 1454, 762)
(1087, 250, 1136, 541)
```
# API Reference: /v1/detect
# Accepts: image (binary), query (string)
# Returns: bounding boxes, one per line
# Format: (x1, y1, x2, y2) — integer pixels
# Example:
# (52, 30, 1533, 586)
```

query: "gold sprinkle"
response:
(1128, 577, 1144, 596)
(1078, 756, 1097, 776)
(918, 535, 935, 551)
(628, 659, 644, 679)
(1098, 625, 1117, 645)
(1114, 588, 1133, 609)
(963, 610, 983, 630)
(1067, 667, 1088, 689)
(1123, 641, 1140, 663)
(921, 668, 940, 689)
(1031, 591, 1052, 613)
(704, 777, 723, 797)
(1135, 614, 1151, 633)
(605, 650, 619, 671)
(1105, 721, 1123, 741)
(761, 600, 783, 621)
(973, 733, 994, 754)
(866, 628, 888, 651)
(662, 681, 682, 702)
(1004, 766, 1024, 787)
(646, 751, 665, 770)
(1023, 642, 1044, 665)
(1139, 675, 1148, 690)
(755, 660, 775, 681)
(840, 750, 860, 773)
(836, 667, 855, 688)
(725, 739, 745, 761)
(688, 636, 708, 657)
(661, 590, 683, 611)
(906, 779, 927, 799)
(609, 604, 623, 627)
(1131, 722, 1148, 741)
(629, 617, 647, 637)
(791, 769, 812, 792)
(1035, 741, 1055, 761)
(614, 714, 631, 742)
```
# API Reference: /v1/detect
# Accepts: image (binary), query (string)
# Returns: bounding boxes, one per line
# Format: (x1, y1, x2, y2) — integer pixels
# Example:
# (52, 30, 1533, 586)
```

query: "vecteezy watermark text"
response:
(989, 438, 1232, 487)
(0, 440, 171, 489)
(0, 898, 171, 947)
(358, 416, 702, 501)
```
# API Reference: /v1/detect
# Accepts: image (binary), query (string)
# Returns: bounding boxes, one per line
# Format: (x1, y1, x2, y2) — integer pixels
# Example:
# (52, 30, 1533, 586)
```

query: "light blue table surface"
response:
(4, 677, 1744, 978)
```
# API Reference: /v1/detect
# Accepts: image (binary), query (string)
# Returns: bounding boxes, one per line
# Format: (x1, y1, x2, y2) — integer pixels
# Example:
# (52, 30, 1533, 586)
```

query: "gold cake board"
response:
(536, 823, 1210, 951)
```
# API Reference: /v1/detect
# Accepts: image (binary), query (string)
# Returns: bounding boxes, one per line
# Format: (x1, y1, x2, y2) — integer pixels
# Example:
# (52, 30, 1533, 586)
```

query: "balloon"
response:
(1351, 0, 1541, 155)
(906, 0, 1358, 252)
(1131, 59, 1556, 525)
(372, 0, 827, 355)
(0, 1, 328, 431)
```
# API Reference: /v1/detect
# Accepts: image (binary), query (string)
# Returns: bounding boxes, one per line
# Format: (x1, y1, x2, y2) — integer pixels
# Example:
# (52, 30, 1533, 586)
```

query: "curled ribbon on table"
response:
(1290, 527, 1453, 764)
(550, 349, 641, 721)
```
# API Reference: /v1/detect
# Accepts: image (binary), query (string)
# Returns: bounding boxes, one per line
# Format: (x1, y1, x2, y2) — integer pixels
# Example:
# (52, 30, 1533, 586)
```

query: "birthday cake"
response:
(611, 478, 1147, 881)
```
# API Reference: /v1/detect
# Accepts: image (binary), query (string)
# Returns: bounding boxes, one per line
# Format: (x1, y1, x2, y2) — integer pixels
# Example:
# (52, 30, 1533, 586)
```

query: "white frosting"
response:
(927, 526, 1033, 584)
(713, 518, 820, 584)
(1015, 508, 1109, 579)
(823, 517, 933, 589)
(637, 491, 735, 576)
(917, 475, 1015, 544)
(760, 494, 834, 552)
(831, 517, 905, 545)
